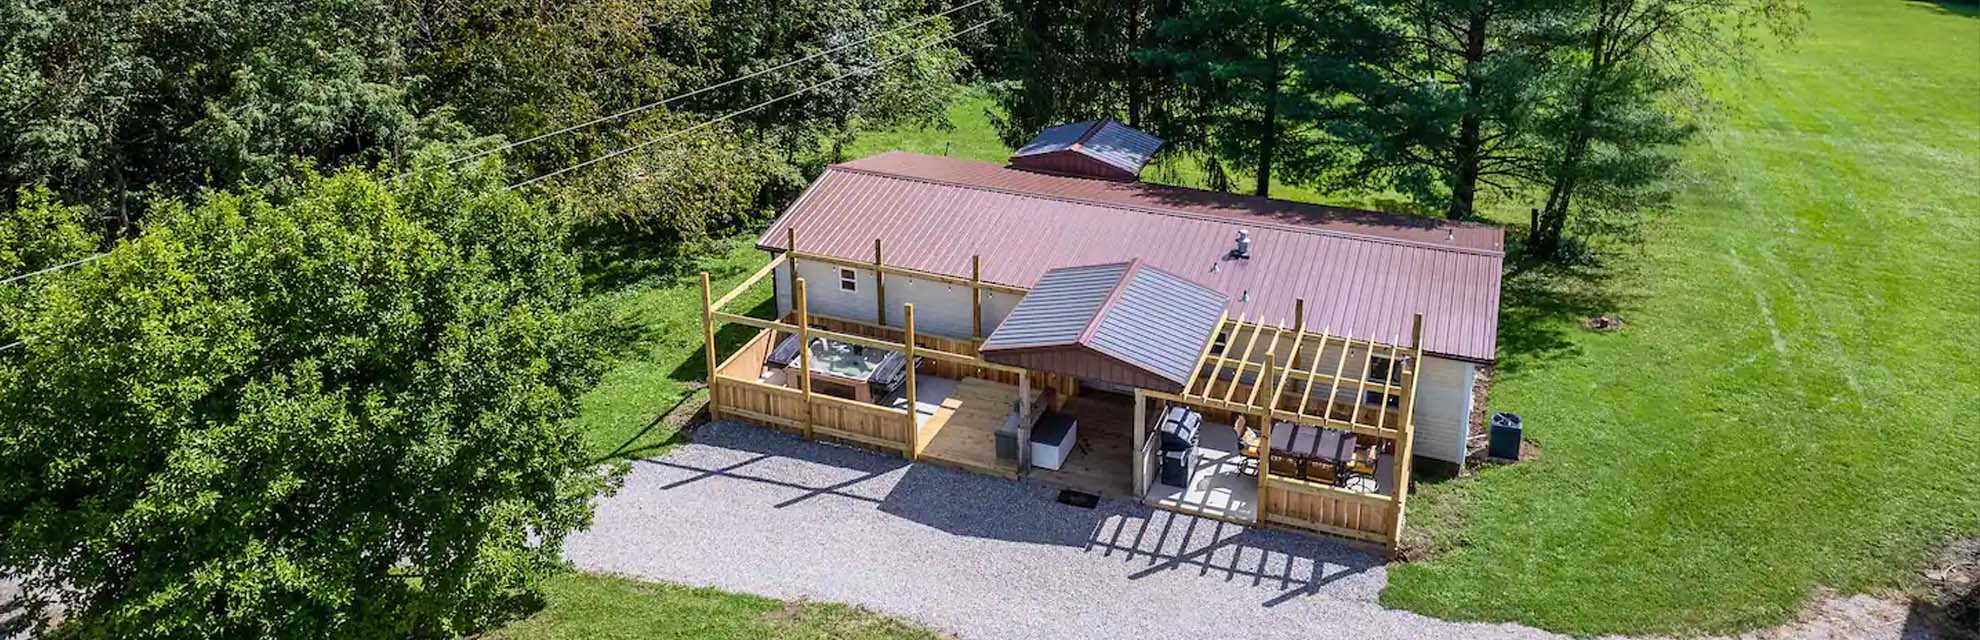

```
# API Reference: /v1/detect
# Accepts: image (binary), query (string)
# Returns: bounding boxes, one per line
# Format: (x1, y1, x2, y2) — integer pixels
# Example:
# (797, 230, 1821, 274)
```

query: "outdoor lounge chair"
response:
(865, 352, 921, 398)
(765, 333, 802, 368)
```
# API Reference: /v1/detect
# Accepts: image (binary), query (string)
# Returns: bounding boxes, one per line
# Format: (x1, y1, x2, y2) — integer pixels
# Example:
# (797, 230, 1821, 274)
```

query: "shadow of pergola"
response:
(1082, 509, 1382, 607)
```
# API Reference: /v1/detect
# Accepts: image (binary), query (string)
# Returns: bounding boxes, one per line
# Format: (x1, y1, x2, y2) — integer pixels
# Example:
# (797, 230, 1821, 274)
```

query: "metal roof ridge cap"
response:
(819, 164, 1507, 258)
(1075, 258, 1143, 347)
(1072, 120, 1109, 148)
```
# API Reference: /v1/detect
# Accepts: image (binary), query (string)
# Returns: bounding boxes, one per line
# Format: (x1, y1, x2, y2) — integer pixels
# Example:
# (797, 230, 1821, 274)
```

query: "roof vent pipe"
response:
(1229, 229, 1252, 260)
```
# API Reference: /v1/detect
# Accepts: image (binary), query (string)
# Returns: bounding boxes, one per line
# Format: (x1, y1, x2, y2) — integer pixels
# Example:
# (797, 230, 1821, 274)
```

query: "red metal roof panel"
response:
(760, 153, 1504, 363)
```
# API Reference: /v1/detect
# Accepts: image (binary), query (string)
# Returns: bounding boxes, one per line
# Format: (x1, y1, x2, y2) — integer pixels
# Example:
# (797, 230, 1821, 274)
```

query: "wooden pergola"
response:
(1137, 300, 1425, 553)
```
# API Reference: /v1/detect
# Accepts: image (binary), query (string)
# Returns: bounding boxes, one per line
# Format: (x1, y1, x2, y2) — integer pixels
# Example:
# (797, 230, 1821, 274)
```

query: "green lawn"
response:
(1383, 0, 1980, 635)
(483, 573, 944, 640)
(568, 235, 777, 463)
(541, 3, 1977, 633)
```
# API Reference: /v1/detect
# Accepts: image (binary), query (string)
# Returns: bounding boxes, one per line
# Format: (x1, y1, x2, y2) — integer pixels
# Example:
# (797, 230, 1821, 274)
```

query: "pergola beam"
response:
(784, 250, 1028, 295)
(711, 312, 1024, 373)
(1221, 319, 1268, 404)
(1179, 310, 1229, 398)
(710, 252, 789, 312)
(1188, 310, 1246, 397)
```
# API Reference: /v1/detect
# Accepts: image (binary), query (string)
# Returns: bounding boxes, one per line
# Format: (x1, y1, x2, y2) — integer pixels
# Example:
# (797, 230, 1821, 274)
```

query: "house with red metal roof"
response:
(699, 121, 1504, 550)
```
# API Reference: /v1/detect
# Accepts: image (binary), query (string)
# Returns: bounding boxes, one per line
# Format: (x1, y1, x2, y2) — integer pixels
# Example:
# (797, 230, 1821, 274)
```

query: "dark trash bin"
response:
(1160, 449, 1195, 487)
(994, 414, 1021, 461)
(1489, 412, 1522, 460)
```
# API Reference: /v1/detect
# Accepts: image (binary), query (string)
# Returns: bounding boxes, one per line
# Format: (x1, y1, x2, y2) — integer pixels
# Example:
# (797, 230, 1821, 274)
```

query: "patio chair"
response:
(866, 353, 923, 400)
(765, 333, 802, 368)
(1233, 417, 1261, 459)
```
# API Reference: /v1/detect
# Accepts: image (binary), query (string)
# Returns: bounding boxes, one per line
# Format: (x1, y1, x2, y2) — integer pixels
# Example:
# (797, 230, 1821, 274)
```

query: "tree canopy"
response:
(989, 0, 1801, 253)
(0, 158, 614, 638)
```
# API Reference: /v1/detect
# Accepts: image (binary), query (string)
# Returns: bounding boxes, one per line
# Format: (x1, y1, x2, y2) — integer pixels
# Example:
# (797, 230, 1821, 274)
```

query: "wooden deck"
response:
(1027, 392, 1136, 498)
(915, 377, 1038, 479)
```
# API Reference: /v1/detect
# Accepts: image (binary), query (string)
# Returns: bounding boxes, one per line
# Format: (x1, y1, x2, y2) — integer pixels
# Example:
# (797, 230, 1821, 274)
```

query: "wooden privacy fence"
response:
(1260, 476, 1398, 544)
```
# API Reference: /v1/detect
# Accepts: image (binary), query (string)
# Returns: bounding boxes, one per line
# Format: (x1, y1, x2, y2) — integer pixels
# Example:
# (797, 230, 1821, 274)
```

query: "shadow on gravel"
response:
(658, 422, 1385, 605)
(1086, 510, 1382, 607)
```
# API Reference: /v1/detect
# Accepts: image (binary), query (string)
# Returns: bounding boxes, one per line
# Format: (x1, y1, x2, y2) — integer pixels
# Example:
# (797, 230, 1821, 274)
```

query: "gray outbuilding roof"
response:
(980, 260, 1227, 391)
(1009, 120, 1165, 181)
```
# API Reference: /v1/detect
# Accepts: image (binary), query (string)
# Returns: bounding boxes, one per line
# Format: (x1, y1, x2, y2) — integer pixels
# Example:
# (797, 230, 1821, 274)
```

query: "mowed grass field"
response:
(530, 1, 1975, 635)
(1383, 0, 1980, 635)
(856, 2, 1980, 635)
(483, 573, 943, 640)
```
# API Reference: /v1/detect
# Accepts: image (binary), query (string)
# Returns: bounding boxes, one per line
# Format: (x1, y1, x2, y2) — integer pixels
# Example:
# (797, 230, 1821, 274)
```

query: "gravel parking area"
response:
(566, 421, 1564, 640)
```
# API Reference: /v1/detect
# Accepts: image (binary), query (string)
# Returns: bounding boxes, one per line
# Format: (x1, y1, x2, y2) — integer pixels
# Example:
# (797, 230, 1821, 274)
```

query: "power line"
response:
(0, 341, 22, 353)
(0, 253, 108, 287)
(399, 0, 990, 181)
(507, 18, 996, 191)
(2, 10, 995, 288)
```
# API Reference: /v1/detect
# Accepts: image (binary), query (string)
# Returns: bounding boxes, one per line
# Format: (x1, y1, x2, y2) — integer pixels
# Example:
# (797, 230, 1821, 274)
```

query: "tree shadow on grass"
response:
(1493, 233, 1636, 376)
(1908, 0, 1980, 19)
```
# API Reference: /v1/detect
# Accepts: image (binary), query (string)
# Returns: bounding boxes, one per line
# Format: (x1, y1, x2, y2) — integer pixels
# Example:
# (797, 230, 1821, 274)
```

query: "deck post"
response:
(903, 303, 919, 460)
(874, 239, 887, 327)
(785, 227, 800, 310)
(1132, 388, 1147, 498)
(701, 272, 721, 421)
(1255, 351, 1277, 527)
(1387, 314, 1425, 557)
(970, 255, 983, 339)
(795, 278, 814, 441)
(1016, 369, 1032, 471)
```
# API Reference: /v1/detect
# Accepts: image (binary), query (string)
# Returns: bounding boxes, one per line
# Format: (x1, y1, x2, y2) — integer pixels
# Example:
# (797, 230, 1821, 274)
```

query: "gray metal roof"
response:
(977, 262, 1127, 349)
(981, 260, 1227, 387)
(1087, 264, 1229, 384)
(1009, 120, 1165, 180)
(1012, 122, 1094, 157)
(1079, 121, 1165, 176)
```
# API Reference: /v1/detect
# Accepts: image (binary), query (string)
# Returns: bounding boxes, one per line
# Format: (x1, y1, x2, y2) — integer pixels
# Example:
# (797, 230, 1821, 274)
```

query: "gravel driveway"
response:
(567, 421, 1563, 640)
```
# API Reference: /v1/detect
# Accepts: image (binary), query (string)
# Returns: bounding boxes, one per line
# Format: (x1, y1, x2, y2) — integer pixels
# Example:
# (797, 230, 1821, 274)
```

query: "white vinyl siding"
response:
(1408, 356, 1474, 465)
(774, 260, 1019, 341)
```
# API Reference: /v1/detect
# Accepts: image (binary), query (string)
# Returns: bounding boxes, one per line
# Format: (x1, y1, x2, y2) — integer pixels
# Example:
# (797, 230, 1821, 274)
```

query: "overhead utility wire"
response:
(0, 11, 995, 290)
(400, 0, 990, 180)
(0, 253, 109, 287)
(505, 18, 996, 191)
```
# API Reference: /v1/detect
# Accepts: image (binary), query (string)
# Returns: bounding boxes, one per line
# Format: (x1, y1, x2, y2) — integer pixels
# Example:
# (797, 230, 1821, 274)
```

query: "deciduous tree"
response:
(0, 155, 614, 638)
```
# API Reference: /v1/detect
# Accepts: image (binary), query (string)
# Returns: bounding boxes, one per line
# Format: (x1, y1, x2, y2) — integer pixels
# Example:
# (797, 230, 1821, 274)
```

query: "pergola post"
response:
(701, 272, 720, 421)
(874, 239, 887, 327)
(1254, 351, 1277, 527)
(903, 303, 919, 460)
(970, 255, 984, 339)
(1388, 314, 1424, 556)
(795, 277, 814, 440)
(786, 227, 800, 319)
(1016, 369, 1032, 471)
(1132, 388, 1148, 498)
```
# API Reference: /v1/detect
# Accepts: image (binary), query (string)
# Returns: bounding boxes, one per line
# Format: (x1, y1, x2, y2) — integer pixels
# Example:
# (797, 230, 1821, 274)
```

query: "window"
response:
(1363, 355, 1402, 408)
(837, 267, 858, 292)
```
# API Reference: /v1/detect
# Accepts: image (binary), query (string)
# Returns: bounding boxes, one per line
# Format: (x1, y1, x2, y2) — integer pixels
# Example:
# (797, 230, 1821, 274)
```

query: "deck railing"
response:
(710, 327, 918, 455)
